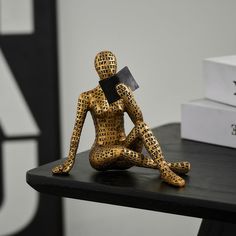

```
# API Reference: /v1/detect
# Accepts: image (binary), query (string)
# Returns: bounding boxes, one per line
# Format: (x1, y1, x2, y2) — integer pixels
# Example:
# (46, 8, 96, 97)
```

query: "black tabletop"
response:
(26, 123, 236, 223)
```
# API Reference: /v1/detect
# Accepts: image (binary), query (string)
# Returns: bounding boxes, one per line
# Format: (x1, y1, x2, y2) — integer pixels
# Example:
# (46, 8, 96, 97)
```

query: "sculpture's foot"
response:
(160, 164, 185, 187)
(168, 161, 190, 175)
(52, 160, 73, 175)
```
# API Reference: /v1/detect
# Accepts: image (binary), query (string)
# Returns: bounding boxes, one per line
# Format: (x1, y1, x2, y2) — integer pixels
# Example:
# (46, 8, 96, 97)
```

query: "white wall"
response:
(57, 1, 236, 235)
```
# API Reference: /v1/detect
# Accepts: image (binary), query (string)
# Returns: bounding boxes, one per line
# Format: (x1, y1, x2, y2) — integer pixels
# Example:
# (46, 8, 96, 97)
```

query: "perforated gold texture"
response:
(94, 51, 117, 80)
(52, 51, 190, 187)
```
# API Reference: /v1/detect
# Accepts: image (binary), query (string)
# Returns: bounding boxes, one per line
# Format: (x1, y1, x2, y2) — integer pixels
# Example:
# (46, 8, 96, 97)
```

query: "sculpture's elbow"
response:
(134, 113, 144, 125)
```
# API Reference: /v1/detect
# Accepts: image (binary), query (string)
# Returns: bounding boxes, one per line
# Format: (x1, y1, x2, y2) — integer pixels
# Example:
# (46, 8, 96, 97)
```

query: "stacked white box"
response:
(204, 55, 236, 106)
(181, 99, 236, 148)
(181, 55, 236, 147)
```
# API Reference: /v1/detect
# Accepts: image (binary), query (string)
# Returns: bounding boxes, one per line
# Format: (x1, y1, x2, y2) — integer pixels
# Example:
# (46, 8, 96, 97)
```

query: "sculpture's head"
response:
(94, 51, 117, 80)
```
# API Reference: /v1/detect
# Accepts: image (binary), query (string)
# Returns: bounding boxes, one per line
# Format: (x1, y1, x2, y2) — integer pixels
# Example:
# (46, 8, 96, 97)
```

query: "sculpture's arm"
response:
(52, 92, 89, 174)
(116, 83, 144, 152)
(116, 83, 143, 124)
(67, 92, 89, 162)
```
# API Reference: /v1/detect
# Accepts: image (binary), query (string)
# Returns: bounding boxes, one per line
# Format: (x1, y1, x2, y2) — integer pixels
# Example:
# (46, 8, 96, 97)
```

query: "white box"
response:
(181, 99, 236, 148)
(204, 55, 236, 107)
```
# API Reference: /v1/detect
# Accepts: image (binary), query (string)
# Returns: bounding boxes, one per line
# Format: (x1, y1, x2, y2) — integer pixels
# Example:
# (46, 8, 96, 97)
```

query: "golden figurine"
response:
(52, 51, 190, 187)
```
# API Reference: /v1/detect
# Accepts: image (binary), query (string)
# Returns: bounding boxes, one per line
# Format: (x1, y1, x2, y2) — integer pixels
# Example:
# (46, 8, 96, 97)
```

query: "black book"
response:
(99, 66, 139, 104)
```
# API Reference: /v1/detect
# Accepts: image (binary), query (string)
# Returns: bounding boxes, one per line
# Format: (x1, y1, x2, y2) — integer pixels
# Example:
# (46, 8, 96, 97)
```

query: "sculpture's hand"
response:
(52, 158, 74, 174)
(52, 164, 66, 174)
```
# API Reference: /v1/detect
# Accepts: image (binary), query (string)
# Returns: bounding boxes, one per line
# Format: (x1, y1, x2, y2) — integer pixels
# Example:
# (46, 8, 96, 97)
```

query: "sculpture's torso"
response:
(88, 86, 126, 147)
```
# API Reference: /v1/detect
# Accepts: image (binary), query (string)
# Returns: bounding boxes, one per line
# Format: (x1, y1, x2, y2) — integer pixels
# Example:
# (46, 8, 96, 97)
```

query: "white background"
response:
(57, 1, 236, 236)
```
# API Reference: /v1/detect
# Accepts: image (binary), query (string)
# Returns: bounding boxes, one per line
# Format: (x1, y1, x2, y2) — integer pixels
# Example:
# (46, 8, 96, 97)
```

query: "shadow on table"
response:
(91, 170, 137, 187)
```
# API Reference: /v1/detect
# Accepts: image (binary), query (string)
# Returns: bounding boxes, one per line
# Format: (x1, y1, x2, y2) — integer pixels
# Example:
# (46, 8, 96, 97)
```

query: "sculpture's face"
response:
(95, 51, 117, 80)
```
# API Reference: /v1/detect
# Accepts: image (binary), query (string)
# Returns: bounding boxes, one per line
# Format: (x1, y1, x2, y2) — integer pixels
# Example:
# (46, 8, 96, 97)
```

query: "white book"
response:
(181, 99, 236, 148)
(204, 55, 236, 107)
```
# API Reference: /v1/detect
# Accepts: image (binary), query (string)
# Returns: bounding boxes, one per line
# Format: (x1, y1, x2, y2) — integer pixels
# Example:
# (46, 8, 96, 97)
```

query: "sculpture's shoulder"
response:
(77, 90, 91, 108)
(78, 87, 100, 106)
(80, 86, 98, 98)
(79, 90, 90, 98)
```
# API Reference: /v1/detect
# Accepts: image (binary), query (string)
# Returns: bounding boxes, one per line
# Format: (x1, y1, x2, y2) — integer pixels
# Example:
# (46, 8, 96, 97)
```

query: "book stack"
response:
(181, 55, 236, 148)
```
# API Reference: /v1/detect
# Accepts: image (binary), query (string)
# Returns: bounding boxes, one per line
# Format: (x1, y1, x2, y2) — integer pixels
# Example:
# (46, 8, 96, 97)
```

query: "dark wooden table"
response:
(27, 123, 236, 236)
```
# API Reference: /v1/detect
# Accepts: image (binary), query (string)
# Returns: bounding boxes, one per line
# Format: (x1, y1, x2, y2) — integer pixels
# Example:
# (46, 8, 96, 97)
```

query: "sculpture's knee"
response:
(89, 146, 124, 171)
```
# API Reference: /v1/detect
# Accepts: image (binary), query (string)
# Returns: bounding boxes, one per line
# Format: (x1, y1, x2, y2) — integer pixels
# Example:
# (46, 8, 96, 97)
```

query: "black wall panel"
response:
(0, 0, 63, 235)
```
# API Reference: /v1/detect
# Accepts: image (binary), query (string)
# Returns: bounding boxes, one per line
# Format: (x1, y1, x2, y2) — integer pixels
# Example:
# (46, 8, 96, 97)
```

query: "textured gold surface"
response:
(52, 51, 190, 187)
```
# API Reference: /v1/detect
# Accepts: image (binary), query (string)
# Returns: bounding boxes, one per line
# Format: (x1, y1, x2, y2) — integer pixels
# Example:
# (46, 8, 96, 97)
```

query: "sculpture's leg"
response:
(124, 121, 186, 187)
(89, 146, 158, 171)
(167, 162, 190, 174)
(110, 150, 189, 174)
(90, 145, 185, 187)
(124, 124, 190, 175)
(120, 148, 190, 175)
(130, 156, 190, 175)
(89, 146, 125, 171)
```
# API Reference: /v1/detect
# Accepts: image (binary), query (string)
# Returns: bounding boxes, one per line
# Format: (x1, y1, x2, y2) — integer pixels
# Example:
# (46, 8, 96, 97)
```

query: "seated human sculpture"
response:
(52, 51, 190, 187)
